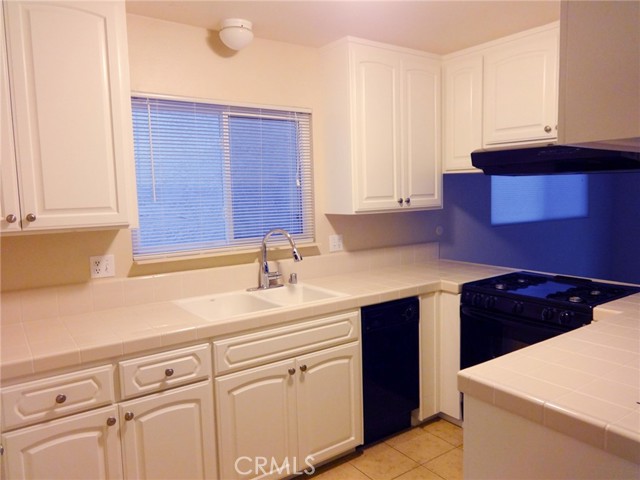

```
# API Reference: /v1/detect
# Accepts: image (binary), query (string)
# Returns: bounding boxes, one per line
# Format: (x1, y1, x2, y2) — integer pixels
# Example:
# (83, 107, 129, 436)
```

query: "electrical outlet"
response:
(90, 255, 115, 278)
(329, 234, 343, 252)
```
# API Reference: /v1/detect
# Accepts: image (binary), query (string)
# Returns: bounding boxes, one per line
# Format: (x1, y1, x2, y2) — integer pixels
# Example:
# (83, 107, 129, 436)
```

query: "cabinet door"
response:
(402, 55, 441, 209)
(0, 2, 21, 233)
(1, 406, 123, 479)
(119, 381, 216, 480)
(483, 28, 559, 146)
(215, 359, 298, 480)
(352, 44, 403, 212)
(443, 54, 483, 172)
(4, 1, 133, 231)
(296, 343, 362, 467)
(439, 293, 461, 420)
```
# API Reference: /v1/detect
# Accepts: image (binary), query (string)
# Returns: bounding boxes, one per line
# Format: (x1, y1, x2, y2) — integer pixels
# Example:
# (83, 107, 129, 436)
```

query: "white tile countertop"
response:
(458, 292, 640, 465)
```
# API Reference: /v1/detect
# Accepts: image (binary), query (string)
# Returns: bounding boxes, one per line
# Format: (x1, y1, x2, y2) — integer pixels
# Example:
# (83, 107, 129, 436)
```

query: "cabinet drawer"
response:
(1, 365, 115, 430)
(213, 310, 359, 375)
(119, 343, 211, 399)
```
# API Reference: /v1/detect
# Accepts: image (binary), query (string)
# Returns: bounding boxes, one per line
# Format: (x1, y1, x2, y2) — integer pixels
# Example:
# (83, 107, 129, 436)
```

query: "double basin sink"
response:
(174, 284, 346, 322)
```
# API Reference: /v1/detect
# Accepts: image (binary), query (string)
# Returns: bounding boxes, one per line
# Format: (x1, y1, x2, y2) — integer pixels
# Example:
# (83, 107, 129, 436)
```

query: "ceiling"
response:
(125, 0, 561, 55)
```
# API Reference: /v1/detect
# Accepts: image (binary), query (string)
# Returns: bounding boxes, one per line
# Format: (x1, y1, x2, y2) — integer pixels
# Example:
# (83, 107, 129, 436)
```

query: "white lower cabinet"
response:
(439, 292, 461, 420)
(2, 405, 123, 479)
(119, 381, 216, 480)
(215, 340, 362, 480)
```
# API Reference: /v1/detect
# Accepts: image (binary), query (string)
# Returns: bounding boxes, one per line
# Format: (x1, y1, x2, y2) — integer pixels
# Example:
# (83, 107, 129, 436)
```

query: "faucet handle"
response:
(289, 273, 298, 284)
(267, 271, 283, 287)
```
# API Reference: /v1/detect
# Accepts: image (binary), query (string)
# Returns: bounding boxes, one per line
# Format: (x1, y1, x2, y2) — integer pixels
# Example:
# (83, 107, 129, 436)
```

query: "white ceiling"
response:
(125, 0, 561, 55)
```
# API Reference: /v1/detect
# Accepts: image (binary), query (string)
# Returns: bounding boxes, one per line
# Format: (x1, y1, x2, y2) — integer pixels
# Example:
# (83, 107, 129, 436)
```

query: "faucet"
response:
(250, 228, 302, 290)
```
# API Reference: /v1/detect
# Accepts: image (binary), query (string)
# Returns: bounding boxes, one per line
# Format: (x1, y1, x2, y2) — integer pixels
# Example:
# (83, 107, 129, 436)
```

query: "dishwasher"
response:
(361, 296, 420, 445)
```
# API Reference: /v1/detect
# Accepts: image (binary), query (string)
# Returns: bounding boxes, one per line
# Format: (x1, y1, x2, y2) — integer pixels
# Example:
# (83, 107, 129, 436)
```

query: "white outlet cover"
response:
(90, 254, 115, 278)
(329, 234, 343, 252)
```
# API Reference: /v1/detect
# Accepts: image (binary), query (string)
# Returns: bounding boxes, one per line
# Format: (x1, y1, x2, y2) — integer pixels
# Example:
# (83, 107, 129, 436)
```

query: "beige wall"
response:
(1, 14, 442, 292)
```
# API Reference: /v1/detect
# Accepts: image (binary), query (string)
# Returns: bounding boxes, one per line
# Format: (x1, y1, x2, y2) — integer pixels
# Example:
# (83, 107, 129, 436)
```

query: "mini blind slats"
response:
(131, 96, 314, 259)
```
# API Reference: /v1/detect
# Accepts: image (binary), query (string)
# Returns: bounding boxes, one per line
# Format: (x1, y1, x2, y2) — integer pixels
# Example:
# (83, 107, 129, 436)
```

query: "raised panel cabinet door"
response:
(4, 0, 133, 230)
(295, 342, 362, 468)
(215, 359, 298, 480)
(0, 2, 21, 233)
(118, 381, 216, 480)
(483, 27, 559, 146)
(1, 405, 123, 480)
(402, 55, 442, 209)
(443, 54, 483, 172)
(352, 44, 403, 212)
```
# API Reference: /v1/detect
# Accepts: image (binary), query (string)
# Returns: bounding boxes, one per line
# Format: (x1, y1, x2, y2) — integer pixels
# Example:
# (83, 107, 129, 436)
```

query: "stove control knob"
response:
(541, 308, 554, 322)
(472, 294, 483, 307)
(512, 301, 524, 314)
(484, 296, 496, 309)
(558, 311, 574, 325)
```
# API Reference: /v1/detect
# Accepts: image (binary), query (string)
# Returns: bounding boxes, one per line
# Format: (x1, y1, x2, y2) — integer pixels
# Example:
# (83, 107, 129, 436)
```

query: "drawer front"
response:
(119, 343, 211, 399)
(1, 365, 115, 430)
(213, 310, 359, 375)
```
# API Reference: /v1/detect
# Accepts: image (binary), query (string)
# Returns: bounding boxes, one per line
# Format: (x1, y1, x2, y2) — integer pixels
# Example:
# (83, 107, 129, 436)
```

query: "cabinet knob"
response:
(544, 125, 552, 133)
(397, 198, 404, 206)
(106, 417, 117, 426)
(299, 364, 307, 372)
(25, 213, 36, 222)
(55, 394, 67, 404)
(5, 214, 17, 224)
(405, 197, 411, 206)
(124, 411, 135, 421)
(288, 368, 296, 375)
(164, 368, 174, 377)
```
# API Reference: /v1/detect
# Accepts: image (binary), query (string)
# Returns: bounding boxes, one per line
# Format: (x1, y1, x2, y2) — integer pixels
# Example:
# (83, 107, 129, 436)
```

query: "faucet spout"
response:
(253, 228, 302, 290)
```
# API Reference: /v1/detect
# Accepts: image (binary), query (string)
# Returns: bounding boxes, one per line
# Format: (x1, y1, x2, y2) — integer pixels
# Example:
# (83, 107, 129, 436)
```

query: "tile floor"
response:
(312, 419, 463, 480)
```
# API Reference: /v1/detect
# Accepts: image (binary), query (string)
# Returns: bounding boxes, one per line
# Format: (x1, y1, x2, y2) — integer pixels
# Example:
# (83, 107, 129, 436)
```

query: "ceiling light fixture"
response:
(219, 18, 253, 51)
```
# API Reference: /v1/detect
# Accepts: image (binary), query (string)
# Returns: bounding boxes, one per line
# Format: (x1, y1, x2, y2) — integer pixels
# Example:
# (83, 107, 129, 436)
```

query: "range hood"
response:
(473, 1, 640, 176)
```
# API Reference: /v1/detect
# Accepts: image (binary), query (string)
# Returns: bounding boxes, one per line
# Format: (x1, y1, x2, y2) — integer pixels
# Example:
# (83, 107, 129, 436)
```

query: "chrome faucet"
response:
(250, 228, 302, 290)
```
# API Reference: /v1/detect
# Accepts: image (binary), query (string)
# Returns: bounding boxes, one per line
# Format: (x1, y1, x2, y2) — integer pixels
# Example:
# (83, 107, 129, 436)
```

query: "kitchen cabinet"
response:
(438, 292, 461, 421)
(442, 23, 559, 172)
(417, 294, 438, 421)
(119, 381, 216, 480)
(214, 311, 362, 479)
(1, 0, 135, 233)
(322, 38, 441, 214)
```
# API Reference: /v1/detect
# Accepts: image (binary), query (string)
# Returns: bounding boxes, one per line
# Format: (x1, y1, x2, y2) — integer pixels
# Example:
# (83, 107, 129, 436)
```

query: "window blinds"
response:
(131, 96, 314, 259)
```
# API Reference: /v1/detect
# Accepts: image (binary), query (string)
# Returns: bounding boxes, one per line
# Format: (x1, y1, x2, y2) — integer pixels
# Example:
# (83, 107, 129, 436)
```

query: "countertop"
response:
(2, 255, 638, 464)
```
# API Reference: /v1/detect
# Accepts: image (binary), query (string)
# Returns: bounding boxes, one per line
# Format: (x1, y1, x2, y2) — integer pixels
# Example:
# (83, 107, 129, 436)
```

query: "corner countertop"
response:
(458, 293, 640, 465)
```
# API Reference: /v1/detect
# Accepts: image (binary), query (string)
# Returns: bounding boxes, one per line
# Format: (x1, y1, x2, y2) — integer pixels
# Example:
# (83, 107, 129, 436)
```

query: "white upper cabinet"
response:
(2, 0, 135, 233)
(483, 26, 559, 146)
(322, 38, 441, 214)
(443, 23, 559, 173)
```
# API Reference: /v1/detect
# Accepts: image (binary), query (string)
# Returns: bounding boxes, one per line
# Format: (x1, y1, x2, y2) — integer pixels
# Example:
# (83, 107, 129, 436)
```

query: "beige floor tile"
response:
(394, 465, 445, 480)
(312, 462, 371, 480)
(392, 431, 455, 464)
(384, 427, 429, 447)
(422, 419, 463, 447)
(349, 443, 419, 480)
(424, 447, 463, 480)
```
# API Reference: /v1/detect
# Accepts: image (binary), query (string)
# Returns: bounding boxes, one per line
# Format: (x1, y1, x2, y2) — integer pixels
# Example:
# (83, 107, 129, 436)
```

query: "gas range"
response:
(461, 271, 640, 329)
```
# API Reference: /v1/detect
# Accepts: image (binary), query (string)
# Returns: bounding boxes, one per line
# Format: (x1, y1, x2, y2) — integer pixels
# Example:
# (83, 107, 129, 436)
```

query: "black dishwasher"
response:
(361, 297, 419, 445)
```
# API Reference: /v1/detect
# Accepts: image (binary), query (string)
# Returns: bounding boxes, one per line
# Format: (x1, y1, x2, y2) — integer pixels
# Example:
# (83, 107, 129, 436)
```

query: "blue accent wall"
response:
(438, 172, 640, 284)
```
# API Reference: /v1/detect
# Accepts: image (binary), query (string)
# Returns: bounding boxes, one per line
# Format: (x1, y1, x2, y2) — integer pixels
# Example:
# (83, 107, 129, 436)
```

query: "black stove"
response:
(461, 271, 640, 329)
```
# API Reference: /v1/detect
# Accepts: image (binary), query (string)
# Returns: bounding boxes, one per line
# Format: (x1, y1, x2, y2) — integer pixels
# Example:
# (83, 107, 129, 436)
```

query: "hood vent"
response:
(472, 138, 640, 175)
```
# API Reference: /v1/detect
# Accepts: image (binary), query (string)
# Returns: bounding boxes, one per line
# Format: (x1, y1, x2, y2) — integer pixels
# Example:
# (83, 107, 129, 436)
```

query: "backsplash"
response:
(0, 243, 438, 324)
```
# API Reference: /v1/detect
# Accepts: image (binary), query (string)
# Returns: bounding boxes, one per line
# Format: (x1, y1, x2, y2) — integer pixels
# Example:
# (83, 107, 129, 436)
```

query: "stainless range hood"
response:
(473, 1, 640, 175)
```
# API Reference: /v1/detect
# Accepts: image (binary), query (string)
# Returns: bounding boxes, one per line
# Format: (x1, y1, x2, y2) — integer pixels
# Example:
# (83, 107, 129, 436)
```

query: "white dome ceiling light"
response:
(219, 18, 254, 51)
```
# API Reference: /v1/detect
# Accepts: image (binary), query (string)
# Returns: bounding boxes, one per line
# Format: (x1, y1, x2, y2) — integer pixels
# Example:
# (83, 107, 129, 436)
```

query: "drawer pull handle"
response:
(124, 412, 135, 421)
(288, 368, 296, 375)
(165, 368, 174, 377)
(106, 417, 117, 426)
(55, 394, 67, 404)
(299, 364, 307, 372)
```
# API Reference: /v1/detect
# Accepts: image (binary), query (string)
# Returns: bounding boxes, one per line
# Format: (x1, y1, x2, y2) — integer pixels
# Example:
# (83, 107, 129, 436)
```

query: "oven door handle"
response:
(460, 305, 570, 332)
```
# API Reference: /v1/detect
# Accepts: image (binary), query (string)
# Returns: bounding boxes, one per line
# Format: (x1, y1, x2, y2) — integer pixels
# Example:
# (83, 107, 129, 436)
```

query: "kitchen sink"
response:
(174, 284, 346, 321)
(174, 292, 282, 321)
(251, 283, 346, 305)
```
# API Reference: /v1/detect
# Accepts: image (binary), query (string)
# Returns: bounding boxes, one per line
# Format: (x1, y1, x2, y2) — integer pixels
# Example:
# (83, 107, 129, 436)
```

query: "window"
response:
(131, 96, 314, 259)
(491, 175, 588, 225)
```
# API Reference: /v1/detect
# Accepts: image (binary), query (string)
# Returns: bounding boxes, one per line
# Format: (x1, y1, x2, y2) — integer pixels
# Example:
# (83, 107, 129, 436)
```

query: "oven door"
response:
(460, 305, 570, 370)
